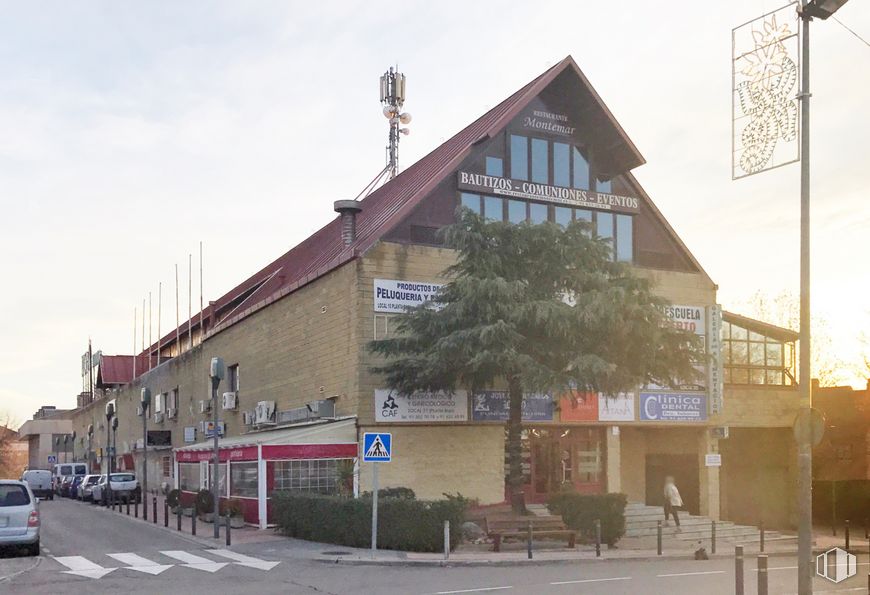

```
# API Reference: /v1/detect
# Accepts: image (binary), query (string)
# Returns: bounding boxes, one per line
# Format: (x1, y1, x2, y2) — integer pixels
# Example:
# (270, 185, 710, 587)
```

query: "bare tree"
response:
(0, 411, 20, 478)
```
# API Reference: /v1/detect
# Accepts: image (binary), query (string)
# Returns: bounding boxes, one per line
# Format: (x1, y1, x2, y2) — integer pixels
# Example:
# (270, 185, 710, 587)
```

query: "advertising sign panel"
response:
(471, 391, 554, 422)
(663, 305, 706, 336)
(598, 393, 636, 422)
(375, 389, 468, 423)
(640, 393, 707, 422)
(373, 279, 444, 313)
(559, 391, 635, 422)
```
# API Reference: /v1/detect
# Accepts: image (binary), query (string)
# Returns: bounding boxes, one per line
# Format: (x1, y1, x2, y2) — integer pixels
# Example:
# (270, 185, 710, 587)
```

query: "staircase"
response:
(623, 502, 797, 545)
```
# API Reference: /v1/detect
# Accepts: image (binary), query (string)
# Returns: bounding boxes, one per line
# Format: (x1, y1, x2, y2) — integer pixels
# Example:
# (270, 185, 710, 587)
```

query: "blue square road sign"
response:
(363, 432, 392, 462)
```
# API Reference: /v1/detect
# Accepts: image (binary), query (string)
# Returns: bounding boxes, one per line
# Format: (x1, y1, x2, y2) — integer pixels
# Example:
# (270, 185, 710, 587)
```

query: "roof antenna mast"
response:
(380, 66, 411, 179)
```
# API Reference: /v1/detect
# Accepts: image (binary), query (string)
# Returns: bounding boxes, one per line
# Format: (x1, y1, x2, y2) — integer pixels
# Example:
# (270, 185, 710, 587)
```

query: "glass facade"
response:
(616, 214, 633, 262)
(573, 147, 589, 190)
(485, 156, 503, 177)
(230, 461, 258, 498)
(179, 463, 200, 492)
(484, 195, 503, 222)
(722, 321, 796, 386)
(508, 199, 526, 224)
(531, 138, 549, 183)
(553, 143, 570, 187)
(272, 459, 351, 495)
(510, 135, 528, 180)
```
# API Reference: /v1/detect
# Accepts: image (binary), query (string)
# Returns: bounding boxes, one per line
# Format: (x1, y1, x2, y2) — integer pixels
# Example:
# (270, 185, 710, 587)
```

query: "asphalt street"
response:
(0, 498, 866, 594)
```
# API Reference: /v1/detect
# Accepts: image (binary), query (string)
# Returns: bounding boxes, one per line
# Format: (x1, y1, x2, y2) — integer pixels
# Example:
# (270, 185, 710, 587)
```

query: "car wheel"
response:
(26, 541, 40, 557)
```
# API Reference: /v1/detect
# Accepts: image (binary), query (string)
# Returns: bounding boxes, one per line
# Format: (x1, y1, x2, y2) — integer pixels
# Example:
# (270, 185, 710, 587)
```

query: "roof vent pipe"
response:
(334, 200, 363, 245)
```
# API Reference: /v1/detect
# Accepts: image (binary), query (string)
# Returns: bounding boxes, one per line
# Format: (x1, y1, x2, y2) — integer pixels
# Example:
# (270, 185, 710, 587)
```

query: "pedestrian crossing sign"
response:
(363, 432, 392, 462)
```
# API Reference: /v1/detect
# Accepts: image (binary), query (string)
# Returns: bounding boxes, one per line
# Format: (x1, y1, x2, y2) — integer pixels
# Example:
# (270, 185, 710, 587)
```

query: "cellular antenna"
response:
(380, 66, 411, 179)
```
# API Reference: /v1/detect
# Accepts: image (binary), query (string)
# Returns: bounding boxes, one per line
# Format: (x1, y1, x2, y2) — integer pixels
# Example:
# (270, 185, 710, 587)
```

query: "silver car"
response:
(0, 480, 40, 556)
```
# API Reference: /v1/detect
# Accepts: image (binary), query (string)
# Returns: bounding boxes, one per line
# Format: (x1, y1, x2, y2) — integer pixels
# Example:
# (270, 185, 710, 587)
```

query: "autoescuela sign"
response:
(374, 279, 444, 313)
(457, 172, 640, 214)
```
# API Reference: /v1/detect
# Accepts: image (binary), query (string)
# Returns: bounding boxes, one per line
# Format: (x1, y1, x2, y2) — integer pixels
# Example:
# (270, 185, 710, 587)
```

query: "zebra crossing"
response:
(51, 549, 280, 579)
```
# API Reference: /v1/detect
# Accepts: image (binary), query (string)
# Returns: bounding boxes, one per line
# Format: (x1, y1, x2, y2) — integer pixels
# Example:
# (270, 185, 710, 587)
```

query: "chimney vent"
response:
(334, 200, 363, 245)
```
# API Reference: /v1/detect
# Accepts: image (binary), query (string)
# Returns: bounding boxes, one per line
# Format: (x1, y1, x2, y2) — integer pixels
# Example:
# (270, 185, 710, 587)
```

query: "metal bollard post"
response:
(657, 520, 663, 556)
(864, 518, 868, 539)
(176, 507, 182, 531)
(844, 519, 850, 551)
(735, 545, 744, 595)
(225, 514, 231, 547)
(443, 520, 450, 560)
(759, 521, 765, 553)
(595, 519, 601, 557)
(134, 499, 138, 518)
(153, 497, 157, 524)
(711, 520, 716, 555)
(527, 521, 533, 560)
(143, 493, 147, 521)
(192, 506, 197, 537)
(757, 554, 768, 595)
(126, 498, 130, 516)
(164, 500, 169, 528)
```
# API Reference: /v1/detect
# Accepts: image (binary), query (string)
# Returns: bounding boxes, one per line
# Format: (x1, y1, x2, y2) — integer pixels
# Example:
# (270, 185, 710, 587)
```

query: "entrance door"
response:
(525, 428, 604, 503)
(645, 454, 699, 515)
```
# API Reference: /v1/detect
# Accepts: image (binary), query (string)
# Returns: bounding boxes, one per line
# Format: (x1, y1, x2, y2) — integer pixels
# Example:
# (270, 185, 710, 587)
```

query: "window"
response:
(272, 459, 352, 495)
(228, 364, 239, 393)
(162, 456, 171, 478)
(168, 388, 178, 412)
(461, 192, 481, 215)
(510, 135, 528, 180)
(179, 463, 200, 492)
(508, 199, 526, 224)
(483, 196, 503, 222)
(531, 138, 548, 183)
(597, 212, 614, 239)
(553, 143, 570, 187)
(573, 147, 589, 189)
(74, 464, 87, 475)
(230, 461, 258, 498)
(554, 206, 572, 228)
(0, 485, 30, 507)
(597, 178, 612, 193)
(155, 393, 164, 413)
(529, 202, 548, 225)
(722, 321, 795, 386)
(485, 157, 503, 177)
(374, 314, 394, 340)
(616, 214, 633, 262)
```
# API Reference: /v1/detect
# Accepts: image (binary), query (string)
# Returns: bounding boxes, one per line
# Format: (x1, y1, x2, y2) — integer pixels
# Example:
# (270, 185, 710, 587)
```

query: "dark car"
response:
(68, 476, 84, 499)
(59, 476, 75, 498)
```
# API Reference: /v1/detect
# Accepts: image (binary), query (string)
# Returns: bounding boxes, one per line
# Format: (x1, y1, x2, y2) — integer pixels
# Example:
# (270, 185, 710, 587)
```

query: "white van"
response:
(20, 469, 53, 500)
(52, 463, 88, 494)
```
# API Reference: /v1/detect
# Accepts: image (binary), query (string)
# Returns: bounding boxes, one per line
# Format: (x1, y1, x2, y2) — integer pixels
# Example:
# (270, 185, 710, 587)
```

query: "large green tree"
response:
(370, 208, 702, 512)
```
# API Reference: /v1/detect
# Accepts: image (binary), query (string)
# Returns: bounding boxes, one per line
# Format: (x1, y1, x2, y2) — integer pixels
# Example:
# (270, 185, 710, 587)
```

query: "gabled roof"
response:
(723, 311, 799, 342)
(139, 55, 704, 361)
(97, 355, 155, 387)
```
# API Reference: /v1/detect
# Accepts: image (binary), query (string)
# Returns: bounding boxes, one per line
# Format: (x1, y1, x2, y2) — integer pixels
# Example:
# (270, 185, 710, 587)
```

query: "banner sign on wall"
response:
(373, 279, 445, 313)
(472, 391, 554, 422)
(598, 393, 636, 422)
(375, 389, 468, 423)
(640, 393, 707, 422)
(559, 391, 635, 422)
(707, 305, 724, 414)
(663, 305, 706, 336)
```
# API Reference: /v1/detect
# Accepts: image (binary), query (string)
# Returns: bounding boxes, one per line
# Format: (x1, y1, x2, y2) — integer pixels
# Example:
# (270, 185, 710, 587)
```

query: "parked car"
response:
(92, 473, 139, 504)
(0, 480, 40, 556)
(58, 476, 75, 498)
(51, 464, 88, 496)
(20, 470, 53, 500)
(68, 476, 84, 499)
(77, 475, 101, 501)
(88, 475, 106, 505)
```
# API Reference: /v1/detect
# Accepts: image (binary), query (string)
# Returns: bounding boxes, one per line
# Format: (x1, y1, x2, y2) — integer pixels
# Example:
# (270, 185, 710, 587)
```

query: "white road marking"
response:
(205, 549, 280, 571)
(106, 553, 174, 575)
(160, 550, 227, 573)
(432, 588, 513, 594)
(52, 556, 116, 579)
(550, 576, 632, 585)
(657, 570, 726, 577)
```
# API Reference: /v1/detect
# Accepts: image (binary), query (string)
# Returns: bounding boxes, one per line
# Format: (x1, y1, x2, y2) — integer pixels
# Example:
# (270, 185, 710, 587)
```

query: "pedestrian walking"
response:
(663, 476, 683, 531)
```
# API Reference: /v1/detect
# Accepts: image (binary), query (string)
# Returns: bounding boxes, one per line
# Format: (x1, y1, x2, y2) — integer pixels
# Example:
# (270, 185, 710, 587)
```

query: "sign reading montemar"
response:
(374, 279, 444, 313)
(457, 172, 640, 214)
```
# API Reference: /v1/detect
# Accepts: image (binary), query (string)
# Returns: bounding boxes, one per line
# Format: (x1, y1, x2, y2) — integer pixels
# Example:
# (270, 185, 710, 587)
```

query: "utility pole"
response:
(209, 357, 225, 539)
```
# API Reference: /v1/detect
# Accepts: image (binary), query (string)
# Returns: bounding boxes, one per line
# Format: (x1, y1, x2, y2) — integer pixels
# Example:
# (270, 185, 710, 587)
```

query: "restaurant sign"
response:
(472, 391, 554, 422)
(375, 389, 468, 423)
(457, 172, 639, 214)
(640, 392, 707, 422)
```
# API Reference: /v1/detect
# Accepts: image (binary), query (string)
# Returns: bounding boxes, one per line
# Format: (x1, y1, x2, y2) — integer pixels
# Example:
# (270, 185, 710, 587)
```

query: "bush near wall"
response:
(272, 492, 466, 552)
(547, 492, 628, 546)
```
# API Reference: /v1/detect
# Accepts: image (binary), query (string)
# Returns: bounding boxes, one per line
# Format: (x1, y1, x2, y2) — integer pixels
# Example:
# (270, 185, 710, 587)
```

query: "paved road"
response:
(0, 498, 866, 594)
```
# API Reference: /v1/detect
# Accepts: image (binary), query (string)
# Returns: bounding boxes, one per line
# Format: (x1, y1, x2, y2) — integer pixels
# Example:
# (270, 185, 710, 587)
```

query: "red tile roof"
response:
(97, 355, 156, 387)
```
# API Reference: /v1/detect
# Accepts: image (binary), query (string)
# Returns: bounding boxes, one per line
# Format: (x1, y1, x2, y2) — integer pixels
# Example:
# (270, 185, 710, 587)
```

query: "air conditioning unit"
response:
(277, 407, 309, 425)
(254, 400, 276, 425)
(711, 426, 730, 440)
(166, 408, 177, 420)
(153, 412, 164, 424)
(199, 399, 212, 414)
(222, 391, 238, 411)
(242, 410, 255, 425)
(307, 399, 336, 419)
(137, 405, 144, 417)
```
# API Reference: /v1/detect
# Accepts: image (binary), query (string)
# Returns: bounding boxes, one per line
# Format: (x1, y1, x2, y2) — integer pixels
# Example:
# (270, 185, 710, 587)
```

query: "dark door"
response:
(645, 454, 700, 515)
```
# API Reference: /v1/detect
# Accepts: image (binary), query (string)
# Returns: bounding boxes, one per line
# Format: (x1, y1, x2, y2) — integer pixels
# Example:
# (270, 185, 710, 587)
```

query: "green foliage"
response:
(195, 489, 214, 514)
(272, 492, 466, 552)
(360, 486, 417, 500)
(166, 489, 181, 509)
(547, 492, 628, 546)
(336, 459, 355, 497)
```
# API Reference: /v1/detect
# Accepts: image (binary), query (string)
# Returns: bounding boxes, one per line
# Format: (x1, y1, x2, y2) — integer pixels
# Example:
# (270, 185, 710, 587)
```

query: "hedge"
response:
(547, 492, 627, 546)
(272, 492, 466, 552)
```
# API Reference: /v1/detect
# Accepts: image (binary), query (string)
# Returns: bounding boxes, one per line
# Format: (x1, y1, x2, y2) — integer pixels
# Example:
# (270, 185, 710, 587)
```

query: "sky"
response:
(1, 1, 868, 428)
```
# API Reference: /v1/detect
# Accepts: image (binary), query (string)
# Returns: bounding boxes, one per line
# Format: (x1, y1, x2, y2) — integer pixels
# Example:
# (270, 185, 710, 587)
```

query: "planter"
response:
(182, 507, 195, 517)
(199, 512, 215, 523)
(229, 516, 245, 529)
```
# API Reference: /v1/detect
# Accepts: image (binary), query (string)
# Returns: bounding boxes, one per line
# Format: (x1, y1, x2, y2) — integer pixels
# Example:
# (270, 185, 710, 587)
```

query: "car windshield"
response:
(111, 474, 135, 482)
(86, 476, 100, 485)
(0, 485, 31, 507)
(74, 465, 87, 475)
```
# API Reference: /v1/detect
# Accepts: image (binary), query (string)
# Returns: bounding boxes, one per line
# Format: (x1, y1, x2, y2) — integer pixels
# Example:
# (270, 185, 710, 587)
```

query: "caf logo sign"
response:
(816, 547, 857, 583)
(381, 394, 399, 418)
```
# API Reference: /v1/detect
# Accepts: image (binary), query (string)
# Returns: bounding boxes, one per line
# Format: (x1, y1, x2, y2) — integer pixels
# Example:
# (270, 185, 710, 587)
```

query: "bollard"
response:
(845, 519, 850, 551)
(735, 545, 744, 595)
(595, 519, 601, 557)
(757, 554, 768, 595)
(134, 499, 138, 519)
(711, 520, 716, 555)
(759, 521, 765, 553)
(153, 497, 157, 524)
(657, 520, 663, 556)
(143, 494, 147, 522)
(443, 520, 450, 560)
(164, 500, 169, 528)
(176, 507, 182, 531)
(527, 521, 533, 560)
(126, 498, 130, 516)
(864, 518, 868, 540)
(192, 507, 197, 537)
(225, 514, 231, 547)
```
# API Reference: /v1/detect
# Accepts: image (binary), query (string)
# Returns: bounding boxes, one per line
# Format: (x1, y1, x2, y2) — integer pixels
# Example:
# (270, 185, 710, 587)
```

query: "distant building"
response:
(17, 406, 74, 471)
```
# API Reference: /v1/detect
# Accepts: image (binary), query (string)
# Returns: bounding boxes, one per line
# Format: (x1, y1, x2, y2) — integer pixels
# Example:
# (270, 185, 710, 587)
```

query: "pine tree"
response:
(370, 208, 703, 513)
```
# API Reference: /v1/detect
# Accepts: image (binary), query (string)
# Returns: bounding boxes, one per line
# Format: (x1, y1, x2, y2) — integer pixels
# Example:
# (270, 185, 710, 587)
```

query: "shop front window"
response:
(272, 459, 351, 495)
(230, 461, 258, 498)
(179, 463, 200, 492)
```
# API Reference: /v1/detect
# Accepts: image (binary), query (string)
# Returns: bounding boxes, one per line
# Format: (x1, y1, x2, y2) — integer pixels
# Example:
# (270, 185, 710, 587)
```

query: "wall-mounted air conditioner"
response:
(254, 401, 276, 425)
(137, 405, 144, 417)
(222, 392, 238, 411)
(711, 426, 730, 440)
(242, 411, 255, 426)
(199, 400, 211, 414)
(166, 408, 177, 420)
(153, 412, 164, 424)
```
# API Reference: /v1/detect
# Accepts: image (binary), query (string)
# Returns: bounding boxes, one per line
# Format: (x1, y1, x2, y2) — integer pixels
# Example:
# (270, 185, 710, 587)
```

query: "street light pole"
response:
(71, 431, 76, 464)
(63, 435, 69, 464)
(87, 424, 93, 471)
(209, 357, 225, 540)
(141, 388, 151, 519)
(105, 402, 115, 504)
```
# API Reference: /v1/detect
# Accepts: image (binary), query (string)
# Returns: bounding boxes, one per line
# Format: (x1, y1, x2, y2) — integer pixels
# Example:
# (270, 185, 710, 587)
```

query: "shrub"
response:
(195, 489, 214, 514)
(272, 492, 466, 552)
(166, 489, 181, 509)
(547, 492, 627, 546)
(360, 486, 417, 500)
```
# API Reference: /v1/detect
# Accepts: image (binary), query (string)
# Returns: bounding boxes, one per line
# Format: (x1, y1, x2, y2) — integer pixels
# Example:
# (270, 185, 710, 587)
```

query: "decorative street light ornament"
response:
(732, 3, 800, 179)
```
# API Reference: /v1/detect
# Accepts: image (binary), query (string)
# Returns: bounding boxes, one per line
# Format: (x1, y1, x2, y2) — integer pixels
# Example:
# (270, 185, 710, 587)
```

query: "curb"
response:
(0, 555, 42, 583)
(90, 500, 227, 549)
